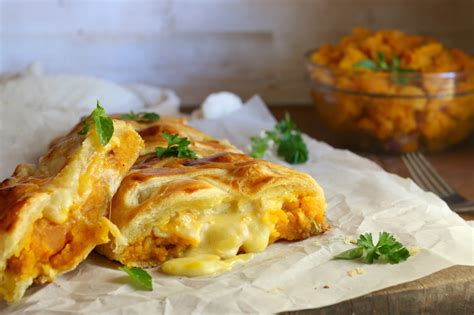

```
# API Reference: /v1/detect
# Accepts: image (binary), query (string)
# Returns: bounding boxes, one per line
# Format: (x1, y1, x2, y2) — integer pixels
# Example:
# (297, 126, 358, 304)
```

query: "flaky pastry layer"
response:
(97, 153, 327, 271)
(0, 120, 143, 302)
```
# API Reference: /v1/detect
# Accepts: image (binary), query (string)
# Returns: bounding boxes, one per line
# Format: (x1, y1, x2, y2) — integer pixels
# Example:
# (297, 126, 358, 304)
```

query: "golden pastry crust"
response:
(56, 113, 327, 275)
(97, 152, 327, 268)
(0, 120, 143, 303)
(51, 115, 242, 157)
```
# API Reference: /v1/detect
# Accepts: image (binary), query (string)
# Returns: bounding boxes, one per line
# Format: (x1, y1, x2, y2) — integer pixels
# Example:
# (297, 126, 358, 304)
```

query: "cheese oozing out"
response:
(107, 176, 325, 278)
(158, 197, 295, 277)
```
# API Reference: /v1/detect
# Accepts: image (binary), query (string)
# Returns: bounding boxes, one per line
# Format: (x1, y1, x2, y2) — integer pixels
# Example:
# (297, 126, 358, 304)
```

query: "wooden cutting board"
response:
(283, 265, 474, 314)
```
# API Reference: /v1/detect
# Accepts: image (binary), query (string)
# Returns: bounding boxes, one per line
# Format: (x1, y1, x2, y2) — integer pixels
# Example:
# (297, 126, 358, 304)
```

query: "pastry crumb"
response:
(267, 287, 283, 294)
(347, 267, 364, 277)
(323, 284, 330, 289)
(407, 246, 420, 256)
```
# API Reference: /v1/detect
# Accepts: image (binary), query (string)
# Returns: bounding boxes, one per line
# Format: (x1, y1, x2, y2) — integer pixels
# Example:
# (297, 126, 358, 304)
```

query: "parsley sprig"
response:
(353, 52, 417, 85)
(155, 131, 197, 159)
(121, 111, 160, 122)
(250, 113, 308, 164)
(334, 232, 410, 264)
(120, 266, 153, 291)
(79, 100, 114, 146)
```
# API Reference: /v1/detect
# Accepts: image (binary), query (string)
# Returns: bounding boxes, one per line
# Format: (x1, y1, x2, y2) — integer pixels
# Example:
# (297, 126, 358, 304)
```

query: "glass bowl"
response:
(304, 50, 474, 153)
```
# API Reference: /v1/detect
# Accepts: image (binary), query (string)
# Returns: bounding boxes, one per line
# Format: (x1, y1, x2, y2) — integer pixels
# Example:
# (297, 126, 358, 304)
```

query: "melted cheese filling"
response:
(160, 210, 270, 276)
(42, 139, 96, 224)
(157, 194, 324, 277)
(161, 254, 252, 277)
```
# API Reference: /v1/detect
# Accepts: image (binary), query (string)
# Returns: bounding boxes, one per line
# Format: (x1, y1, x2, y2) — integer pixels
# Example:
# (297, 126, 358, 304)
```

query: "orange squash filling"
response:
(121, 235, 194, 266)
(5, 183, 111, 284)
(119, 194, 326, 267)
(269, 195, 326, 243)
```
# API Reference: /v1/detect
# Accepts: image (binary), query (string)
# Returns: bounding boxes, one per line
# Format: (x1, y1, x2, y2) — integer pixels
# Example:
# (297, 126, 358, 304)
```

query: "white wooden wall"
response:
(1, 0, 473, 105)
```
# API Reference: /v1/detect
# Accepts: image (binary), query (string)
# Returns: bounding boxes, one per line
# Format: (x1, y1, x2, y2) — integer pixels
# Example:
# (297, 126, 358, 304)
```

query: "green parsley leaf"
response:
(155, 131, 197, 159)
(389, 55, 419, 85)
(391, 56, 401, 70)
(119, 266, 153, 291)
(353, 52, 418, 86)
(121, 111, 139, 120)
(277, 133, 309, 164)
(357, 233, 378, 264)
(250, 136, 269, 158)
(275, 113, 297, 135)
(79, 100, 114, 146)
(353, 59, 378, 71)
(334, 232, 410, 264)
(334, 246, 364, 260)
(141, 112, 160, 121)
(376, 232, 411, 264)
(121, 111, 160, 122)
(376, 52, 389, 71)
(249, 113, 308, 164)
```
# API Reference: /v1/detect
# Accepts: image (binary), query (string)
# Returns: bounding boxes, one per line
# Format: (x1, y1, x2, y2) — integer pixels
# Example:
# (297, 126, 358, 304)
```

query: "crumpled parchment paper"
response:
(0, 95, 472, 314)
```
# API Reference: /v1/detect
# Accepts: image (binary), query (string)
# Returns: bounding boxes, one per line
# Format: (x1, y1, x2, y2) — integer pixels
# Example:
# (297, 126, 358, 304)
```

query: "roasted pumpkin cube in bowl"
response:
(305, 28, 474, 153)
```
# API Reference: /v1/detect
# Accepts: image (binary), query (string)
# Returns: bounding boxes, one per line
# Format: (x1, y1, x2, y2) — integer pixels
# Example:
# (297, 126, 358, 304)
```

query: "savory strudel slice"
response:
(0, 120, 143, 303)
(97, 152, 327, 276)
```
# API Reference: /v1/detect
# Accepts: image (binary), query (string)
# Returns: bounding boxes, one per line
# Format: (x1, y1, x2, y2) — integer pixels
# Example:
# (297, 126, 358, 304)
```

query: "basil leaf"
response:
(79, 100, 114, 146)
(94, 115, 114, 146)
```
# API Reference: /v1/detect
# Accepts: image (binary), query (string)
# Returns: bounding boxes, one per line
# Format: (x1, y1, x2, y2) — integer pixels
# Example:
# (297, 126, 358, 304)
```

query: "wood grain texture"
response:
(1, 0, 474, 105)
(282, 266, 474, 315)
(267, 106, 474, 314)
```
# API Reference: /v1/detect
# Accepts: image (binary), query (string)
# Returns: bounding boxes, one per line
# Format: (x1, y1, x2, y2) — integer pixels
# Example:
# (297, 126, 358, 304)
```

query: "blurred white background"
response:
(1, 0, 473, 105)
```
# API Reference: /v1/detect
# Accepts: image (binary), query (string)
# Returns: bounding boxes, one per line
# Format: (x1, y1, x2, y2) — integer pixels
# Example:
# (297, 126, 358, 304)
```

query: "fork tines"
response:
(402, 152, 455, 197)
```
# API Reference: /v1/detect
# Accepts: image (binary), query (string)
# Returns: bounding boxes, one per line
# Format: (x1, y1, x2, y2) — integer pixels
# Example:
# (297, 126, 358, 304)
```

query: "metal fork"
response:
(402, 152, 474, 213)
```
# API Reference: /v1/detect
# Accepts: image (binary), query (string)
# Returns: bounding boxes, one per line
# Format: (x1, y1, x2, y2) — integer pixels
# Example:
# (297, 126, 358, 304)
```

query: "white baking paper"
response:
(0, 95, 473, 314)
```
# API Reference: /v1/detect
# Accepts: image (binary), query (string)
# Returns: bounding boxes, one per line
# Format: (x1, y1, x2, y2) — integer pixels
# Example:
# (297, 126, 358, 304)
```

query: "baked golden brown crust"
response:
(56, 113, 327, 276)
(97, 152, 327, 270)
(51, 115, 242, 157)
(0, 120, 143, 303)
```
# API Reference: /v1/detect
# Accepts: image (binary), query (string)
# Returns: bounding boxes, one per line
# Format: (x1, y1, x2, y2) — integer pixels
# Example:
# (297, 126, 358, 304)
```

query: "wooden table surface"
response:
(268, 106, 474, 315)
